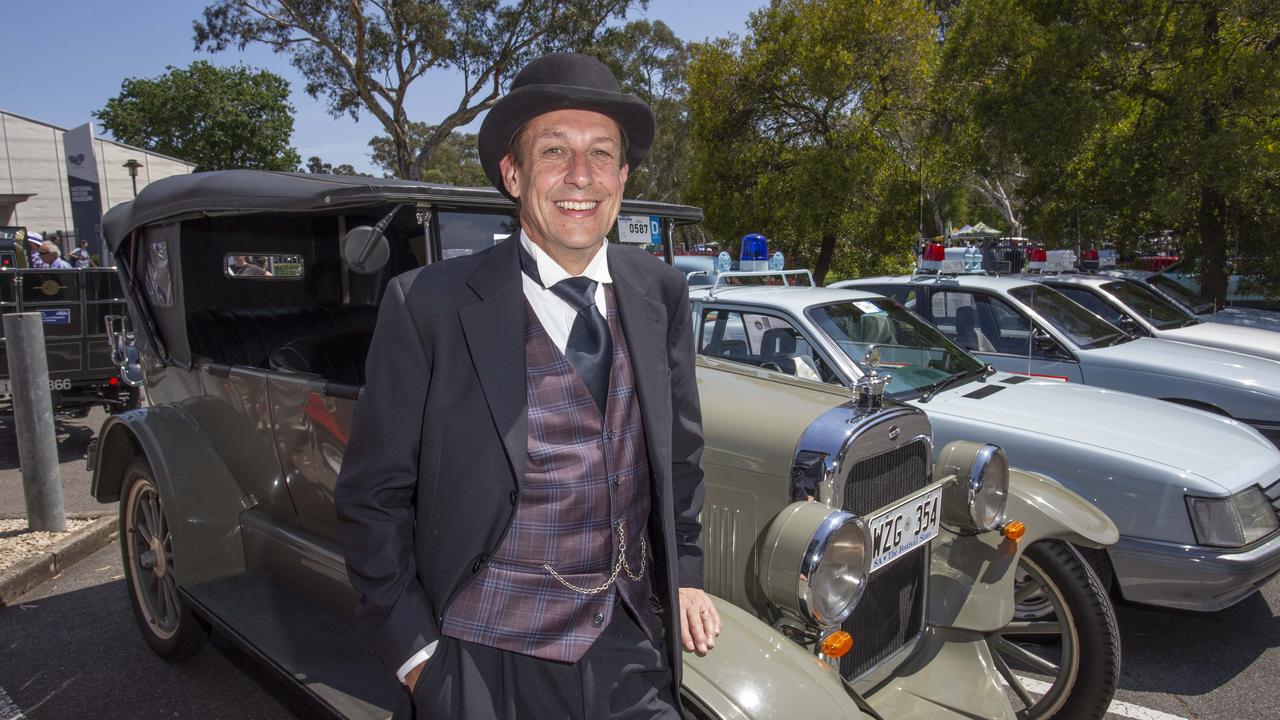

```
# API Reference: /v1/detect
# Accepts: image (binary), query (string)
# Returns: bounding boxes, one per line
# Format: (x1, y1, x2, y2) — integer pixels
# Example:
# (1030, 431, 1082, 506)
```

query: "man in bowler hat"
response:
(336, 52, 719, 719)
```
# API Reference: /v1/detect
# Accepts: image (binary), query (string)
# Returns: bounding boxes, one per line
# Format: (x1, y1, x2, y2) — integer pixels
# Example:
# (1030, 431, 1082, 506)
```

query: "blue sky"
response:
(6, 1, 757, 174)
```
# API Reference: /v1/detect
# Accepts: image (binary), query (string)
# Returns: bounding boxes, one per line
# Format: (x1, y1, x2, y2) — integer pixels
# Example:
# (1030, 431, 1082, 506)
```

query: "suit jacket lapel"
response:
(459, 238, 528, 486)
(609, 245, 671, 492)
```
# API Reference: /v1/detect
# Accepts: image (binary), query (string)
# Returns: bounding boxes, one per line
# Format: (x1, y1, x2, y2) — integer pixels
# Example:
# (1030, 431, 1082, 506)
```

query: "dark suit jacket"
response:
(335, 236, 705, 696)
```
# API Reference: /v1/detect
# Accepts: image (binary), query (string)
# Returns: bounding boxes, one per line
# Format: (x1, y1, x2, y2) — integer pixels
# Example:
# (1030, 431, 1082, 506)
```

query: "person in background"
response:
(33, 241, 72, 269)
(69, 239, 92, 268)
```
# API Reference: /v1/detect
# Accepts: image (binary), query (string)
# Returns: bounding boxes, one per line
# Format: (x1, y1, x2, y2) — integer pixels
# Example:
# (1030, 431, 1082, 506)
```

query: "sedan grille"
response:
(839, 439, 930, 680)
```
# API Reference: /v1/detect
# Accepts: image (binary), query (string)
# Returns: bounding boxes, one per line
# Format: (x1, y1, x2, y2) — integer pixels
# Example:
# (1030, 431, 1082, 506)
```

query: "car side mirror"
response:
(342, 203, 408, 275)
(342, 225, 390, 275)
(1031, 328, 1058, 355)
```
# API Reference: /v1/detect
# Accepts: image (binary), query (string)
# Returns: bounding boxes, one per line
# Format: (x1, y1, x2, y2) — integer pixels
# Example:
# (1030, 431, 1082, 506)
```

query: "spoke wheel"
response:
(120, 457, 208, 661)
(988, 541, 1120, 720)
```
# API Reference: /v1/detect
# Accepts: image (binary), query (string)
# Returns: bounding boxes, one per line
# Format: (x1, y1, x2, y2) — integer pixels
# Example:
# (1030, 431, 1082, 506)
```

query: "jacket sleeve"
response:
(666, 274, 707, 589)
(335, 274, 440, 673)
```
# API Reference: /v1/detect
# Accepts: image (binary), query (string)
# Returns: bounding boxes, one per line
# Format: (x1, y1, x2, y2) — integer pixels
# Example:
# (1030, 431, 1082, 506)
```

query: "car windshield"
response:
(806, 297, 985, 397)
(1146, 274, 1216, 314)
(1007, 284, 1130, 349)
(1099, 280, 1198, 329)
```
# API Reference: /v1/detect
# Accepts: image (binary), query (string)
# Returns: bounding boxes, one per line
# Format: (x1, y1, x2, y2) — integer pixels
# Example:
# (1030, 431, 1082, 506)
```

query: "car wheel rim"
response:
(988, 554, 1079, 720)
(125, 476, 180, 640)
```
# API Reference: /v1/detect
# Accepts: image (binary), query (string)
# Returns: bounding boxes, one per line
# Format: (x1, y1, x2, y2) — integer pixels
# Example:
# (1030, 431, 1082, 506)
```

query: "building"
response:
(0, 110, 193, 250)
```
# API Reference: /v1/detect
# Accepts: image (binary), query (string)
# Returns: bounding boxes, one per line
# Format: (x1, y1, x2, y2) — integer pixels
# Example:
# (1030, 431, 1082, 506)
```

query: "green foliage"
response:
(195, 0, 643, 179)
(942, 0, 1280, 301)
(686, 0, 937, 284)
(585, 19, 691, 202)
(304, 156, 363, 175)
(368, 123, 488, 186)
(95, 61, 300, 172)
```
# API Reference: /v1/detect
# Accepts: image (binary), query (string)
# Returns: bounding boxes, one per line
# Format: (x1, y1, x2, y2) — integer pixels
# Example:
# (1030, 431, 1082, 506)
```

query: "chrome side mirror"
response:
(104, 314, 144, 387)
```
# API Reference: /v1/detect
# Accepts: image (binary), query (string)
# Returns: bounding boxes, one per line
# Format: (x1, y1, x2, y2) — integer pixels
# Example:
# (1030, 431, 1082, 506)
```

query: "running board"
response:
(184, 572, 399, 720)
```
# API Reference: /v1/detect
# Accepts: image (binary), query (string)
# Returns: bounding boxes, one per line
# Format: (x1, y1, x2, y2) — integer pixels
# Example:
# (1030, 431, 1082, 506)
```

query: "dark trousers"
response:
(400, 601, 680, 720)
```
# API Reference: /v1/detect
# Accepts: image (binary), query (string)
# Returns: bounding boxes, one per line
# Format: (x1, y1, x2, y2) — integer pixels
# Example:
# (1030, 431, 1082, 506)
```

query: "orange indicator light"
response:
(820, 631, 854, 658)
(1002, 520, 1026, 542)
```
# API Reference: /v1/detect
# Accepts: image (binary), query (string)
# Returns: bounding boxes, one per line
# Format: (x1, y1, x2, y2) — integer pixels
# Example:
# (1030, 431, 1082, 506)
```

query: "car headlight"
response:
(759, 502, 872, 627)
(936, 441, 1009, 533)
(1187, 486, 1279, 548)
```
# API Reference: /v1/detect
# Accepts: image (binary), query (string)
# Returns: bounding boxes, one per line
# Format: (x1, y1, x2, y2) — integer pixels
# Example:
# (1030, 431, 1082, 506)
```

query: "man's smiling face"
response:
(500, 109, 628, 270)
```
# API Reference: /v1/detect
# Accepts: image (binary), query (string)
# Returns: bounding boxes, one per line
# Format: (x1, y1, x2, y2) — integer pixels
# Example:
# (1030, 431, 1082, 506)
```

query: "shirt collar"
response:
(519, 231, 611, 288)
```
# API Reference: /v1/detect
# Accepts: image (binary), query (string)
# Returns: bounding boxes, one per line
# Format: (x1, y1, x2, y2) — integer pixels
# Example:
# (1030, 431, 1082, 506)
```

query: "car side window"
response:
(863, 285, 917, 310)
(929, 290, 1033, 355)
(1055, 286, 1125, 326)
(698, 308, 836, 383)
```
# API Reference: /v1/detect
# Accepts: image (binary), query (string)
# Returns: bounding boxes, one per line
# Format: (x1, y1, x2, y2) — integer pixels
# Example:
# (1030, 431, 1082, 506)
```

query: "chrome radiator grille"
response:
(839, 439, 931, 680)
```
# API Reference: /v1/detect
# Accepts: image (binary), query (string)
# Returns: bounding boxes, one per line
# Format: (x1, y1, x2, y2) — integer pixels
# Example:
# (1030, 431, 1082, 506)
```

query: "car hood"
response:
(923, 375, 1280, 490)
(1159, 322, 1280, 361)
(1197, 307, 1280, 333)
(1084, 337, 1280, 395)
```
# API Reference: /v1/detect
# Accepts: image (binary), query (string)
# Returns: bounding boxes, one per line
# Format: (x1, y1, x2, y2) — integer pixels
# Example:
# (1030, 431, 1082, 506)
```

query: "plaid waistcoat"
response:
(440, 285, 653, 663)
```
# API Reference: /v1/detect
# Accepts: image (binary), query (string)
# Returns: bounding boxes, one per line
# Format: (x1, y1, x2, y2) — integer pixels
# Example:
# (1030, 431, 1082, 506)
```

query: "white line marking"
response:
(0, 686, 27, 720)
(1013, 675, 1189, 720)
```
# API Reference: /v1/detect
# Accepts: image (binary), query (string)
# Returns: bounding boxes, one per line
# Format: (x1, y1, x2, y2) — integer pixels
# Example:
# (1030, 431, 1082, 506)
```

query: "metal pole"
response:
(3, 313, 65, 531)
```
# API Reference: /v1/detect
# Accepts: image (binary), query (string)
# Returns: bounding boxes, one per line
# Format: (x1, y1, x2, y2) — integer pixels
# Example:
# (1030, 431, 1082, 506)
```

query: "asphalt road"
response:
(2, 413, 1280, 719)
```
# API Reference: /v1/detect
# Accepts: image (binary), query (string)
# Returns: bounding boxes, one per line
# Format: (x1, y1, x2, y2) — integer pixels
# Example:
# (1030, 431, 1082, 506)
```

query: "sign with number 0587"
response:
(617, 214, 662, 244)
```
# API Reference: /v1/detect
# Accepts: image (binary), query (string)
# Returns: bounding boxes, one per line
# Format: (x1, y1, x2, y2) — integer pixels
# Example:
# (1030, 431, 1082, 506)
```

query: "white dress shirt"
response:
(396, 232, 611, 685)
(519, 231, 612, 351)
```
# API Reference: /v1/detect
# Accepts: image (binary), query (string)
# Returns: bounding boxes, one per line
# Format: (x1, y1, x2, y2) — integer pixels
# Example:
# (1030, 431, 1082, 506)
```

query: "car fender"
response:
(682, 599, 869, 720)
(91, 402, 247, 587)
(927, 468, 1118, 633)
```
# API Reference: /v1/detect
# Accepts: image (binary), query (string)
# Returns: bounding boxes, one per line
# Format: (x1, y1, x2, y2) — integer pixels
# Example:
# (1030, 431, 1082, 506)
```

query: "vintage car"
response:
(834, 273, 1280, 448)
(688, 268, 1280, 614)
(90, 171, 1119, 720)
(1035, 273, 1280, 362)
(1101, 267, 1280, 334)
(0, 265, 141, 416)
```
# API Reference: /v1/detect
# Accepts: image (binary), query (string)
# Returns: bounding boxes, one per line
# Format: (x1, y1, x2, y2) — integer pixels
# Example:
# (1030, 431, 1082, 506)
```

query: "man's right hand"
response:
(404, 660, 427, 690)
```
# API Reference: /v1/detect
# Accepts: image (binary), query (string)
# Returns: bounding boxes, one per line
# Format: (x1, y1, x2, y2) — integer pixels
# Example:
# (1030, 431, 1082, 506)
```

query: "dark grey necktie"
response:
(520, 245, 613, 414)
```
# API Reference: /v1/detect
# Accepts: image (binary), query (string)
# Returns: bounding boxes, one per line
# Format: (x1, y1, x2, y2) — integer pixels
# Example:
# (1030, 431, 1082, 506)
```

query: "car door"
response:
(922, 287, 1084, 382)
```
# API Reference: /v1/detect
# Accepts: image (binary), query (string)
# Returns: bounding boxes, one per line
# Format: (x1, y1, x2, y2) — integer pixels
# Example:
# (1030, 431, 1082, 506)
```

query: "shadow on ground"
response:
(0, 577, 327, 719)
(0, 414, 97, 470)
(1116, 590, 1280, 695)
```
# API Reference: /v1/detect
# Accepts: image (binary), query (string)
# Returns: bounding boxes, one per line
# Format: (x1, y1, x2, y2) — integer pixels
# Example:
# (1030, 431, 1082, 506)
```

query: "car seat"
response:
(857, 313, 897, 345)
(955, 306, 996, 352)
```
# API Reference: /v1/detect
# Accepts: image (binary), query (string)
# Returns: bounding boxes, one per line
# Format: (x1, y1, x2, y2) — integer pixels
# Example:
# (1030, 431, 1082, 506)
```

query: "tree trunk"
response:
(1197, 6, 1227, 305)
(1198, 184, 1229, 305)
(814, 232, 837, 286)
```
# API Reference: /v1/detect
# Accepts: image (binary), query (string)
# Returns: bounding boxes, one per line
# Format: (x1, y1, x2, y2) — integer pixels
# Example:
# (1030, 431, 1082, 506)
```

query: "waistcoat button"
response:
(592, 612, 605, 627)
(605, 430, 617, 440)
(471, 556, 485, 573)
(610, 474, 621, 487)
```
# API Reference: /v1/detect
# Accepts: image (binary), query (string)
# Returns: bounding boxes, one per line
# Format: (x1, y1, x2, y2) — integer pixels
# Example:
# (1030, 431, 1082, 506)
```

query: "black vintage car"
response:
(0, 263, 140, 416)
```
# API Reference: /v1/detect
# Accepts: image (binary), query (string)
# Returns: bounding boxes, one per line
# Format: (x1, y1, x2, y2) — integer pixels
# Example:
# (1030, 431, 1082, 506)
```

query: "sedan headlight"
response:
(759, 502, 872, 627)
(1187, 487, 1279, 548)
(936, 441, 1010, 533)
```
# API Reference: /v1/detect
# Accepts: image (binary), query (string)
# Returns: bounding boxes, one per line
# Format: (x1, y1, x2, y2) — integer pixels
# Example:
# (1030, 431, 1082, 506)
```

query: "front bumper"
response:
(1110, 531, 1280, 611)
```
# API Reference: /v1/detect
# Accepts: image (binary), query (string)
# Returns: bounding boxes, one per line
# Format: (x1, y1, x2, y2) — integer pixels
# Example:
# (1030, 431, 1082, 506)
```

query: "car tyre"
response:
(987, 540, 1120, 720)
(120, 456, 209, 661)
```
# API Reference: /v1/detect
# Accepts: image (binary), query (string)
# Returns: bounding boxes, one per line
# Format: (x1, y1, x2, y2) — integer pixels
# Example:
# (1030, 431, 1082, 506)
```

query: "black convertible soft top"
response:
(103, 170, 704, 251)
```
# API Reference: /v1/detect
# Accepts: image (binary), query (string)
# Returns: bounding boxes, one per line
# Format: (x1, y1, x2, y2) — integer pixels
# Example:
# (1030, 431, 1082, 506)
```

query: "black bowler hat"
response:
(478, 52, 655, 199)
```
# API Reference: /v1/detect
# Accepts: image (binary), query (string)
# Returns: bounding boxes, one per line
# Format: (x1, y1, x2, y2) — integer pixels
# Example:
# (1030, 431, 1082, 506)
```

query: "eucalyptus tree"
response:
(687, 0, 938, 284)
(195, 0, 641, 180)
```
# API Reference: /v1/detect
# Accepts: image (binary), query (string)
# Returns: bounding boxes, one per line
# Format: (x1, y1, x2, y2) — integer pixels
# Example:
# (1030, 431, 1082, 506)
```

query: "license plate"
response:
(867, 485, 943, 573)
